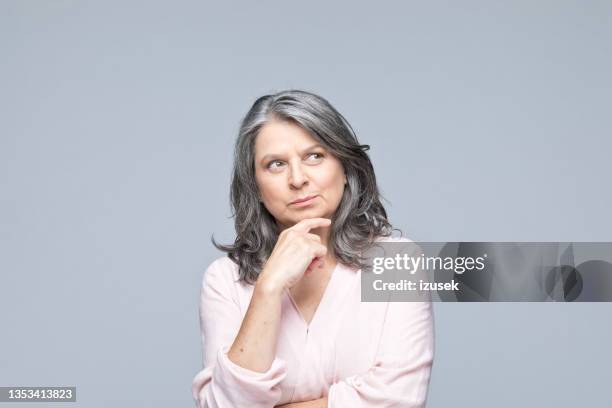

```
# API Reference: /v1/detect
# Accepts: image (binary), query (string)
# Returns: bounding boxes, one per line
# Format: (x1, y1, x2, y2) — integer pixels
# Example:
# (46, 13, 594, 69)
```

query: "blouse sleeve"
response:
(191, 258, 289, 408)
(327, 299, 435, 407)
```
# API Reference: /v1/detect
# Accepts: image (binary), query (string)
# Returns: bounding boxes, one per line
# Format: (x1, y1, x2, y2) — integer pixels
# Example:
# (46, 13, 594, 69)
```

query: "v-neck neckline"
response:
(285, 261, 341, 331)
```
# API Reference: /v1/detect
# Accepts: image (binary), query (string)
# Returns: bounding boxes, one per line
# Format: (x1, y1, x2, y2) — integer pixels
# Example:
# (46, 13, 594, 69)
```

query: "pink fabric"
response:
(192, 239, 435, 408)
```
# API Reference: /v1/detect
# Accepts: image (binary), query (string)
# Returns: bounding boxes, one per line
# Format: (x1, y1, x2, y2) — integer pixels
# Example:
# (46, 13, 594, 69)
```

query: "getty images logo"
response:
(371, 253, 488, 275)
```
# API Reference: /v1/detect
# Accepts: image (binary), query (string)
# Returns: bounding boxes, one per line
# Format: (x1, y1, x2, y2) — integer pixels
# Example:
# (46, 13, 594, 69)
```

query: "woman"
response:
(192, 90, 434, 407)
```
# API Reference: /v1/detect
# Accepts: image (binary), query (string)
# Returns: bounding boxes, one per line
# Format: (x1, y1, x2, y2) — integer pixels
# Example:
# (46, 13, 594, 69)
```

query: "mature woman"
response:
(192, 90, 434, 407)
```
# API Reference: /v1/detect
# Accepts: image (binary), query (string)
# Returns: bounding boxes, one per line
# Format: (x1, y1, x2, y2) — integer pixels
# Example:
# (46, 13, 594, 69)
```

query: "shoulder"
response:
(206, 256, 239, 272)
(372, 235, 423, 256)
(201, 256, 240, 290)
(374, 235, 415, 244)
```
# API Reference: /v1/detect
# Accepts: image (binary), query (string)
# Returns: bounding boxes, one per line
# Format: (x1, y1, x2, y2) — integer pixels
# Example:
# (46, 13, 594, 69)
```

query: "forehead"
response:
(254, 120, 319, 157)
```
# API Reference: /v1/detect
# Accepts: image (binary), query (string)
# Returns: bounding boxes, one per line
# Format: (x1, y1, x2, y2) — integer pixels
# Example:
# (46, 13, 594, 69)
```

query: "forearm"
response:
(227, 279, 284, 372)
(276, 397, 328, 408)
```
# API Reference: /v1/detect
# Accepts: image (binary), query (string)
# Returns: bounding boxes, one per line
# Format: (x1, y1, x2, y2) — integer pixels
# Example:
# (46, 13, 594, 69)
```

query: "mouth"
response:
(289, 195, 318, 205)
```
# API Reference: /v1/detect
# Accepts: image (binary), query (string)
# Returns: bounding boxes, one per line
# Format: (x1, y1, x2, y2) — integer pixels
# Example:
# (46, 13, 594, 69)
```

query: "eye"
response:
(306, 152, 325, 162)
(266, 160, 285, 170)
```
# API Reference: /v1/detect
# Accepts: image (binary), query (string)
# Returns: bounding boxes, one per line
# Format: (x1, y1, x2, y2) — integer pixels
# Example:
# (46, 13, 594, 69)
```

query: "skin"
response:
(226, 119, 346, 407)
(255, 119, 346, 230)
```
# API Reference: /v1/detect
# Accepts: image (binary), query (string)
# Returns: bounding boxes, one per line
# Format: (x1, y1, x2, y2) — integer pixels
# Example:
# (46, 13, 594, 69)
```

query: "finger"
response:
(312, 257, 325, 271)
(290, 218, 332, 234)
(305, 233, 321, 243)
(311, 258, 323, 270)
(307, 256, 320, 269)
(305, 257, 320, 274)
(312, 244, 327, 258)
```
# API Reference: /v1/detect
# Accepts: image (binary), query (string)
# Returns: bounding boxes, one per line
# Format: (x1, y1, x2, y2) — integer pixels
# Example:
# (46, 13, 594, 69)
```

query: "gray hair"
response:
(214, 89, 396, 284)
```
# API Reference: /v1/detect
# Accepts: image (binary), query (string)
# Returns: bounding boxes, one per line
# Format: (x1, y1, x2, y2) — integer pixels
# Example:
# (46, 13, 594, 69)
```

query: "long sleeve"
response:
(327, 300, 435, 407)
(191, 257, 289, 408)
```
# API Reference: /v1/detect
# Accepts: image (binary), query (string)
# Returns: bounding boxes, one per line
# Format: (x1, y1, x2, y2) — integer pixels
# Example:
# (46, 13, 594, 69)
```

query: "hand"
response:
(275, 396, 329, 407)
(257, 218, 331, 292)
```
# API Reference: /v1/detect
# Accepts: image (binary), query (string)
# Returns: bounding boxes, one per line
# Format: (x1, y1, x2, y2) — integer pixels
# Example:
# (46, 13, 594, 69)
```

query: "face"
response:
(254, 119, 347, 229)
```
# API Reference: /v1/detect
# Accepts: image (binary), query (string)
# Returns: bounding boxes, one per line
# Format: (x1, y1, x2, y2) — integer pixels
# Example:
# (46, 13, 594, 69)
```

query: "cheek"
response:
(333, 179, 346, 202)
(319, 165, 345, 195)
(255, 173, 269, 199)
(256, 175, 283, 202)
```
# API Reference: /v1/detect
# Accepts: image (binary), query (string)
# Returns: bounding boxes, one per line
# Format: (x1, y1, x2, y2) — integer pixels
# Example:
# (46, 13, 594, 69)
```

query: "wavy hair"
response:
(214, 89, 396, 284)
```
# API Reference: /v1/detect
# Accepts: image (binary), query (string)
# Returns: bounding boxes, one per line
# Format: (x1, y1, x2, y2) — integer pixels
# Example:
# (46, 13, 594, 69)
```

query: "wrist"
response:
(255, 274, 285, 297)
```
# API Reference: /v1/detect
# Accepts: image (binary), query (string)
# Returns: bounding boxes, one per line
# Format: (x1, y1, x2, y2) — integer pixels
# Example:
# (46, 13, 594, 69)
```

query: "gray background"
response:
(1, 1, 611, 406)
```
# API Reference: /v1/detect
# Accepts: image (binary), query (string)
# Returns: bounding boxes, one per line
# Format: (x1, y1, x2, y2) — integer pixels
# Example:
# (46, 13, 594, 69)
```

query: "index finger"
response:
(290, 218, 332, 233)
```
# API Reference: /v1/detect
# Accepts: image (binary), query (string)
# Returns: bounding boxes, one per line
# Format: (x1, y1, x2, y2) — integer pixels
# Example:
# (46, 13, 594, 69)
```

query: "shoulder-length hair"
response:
(214, 89, 395, 284)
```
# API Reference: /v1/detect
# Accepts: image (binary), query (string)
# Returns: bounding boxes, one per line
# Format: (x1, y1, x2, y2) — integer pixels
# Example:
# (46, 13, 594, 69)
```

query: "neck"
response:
(313, 225, 331, 247)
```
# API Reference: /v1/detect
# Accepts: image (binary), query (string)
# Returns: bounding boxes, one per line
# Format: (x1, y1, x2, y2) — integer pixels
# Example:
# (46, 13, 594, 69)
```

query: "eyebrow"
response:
(259, 143, 326, 164)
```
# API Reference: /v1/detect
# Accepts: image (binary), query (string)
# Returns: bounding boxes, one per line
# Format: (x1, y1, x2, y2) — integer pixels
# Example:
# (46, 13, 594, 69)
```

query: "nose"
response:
(288, 160, 308, 189)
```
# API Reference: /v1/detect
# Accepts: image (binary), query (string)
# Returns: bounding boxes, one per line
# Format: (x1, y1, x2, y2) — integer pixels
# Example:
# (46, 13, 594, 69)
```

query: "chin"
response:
(286, 210, 325, 223)
(302, 212, 334, 223)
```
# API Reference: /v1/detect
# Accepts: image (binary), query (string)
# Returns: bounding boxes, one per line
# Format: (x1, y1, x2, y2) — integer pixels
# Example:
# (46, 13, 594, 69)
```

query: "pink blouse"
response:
(191, 239, 435, 407)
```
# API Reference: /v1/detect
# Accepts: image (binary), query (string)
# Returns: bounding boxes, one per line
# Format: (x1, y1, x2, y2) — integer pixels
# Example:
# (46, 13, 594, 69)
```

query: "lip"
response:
(290, 195, 318, 205)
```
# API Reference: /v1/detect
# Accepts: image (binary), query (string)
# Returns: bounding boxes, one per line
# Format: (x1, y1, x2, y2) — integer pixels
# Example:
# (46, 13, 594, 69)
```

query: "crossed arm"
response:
(275, 397, 328, 407)
(191, 258, 435, 408)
